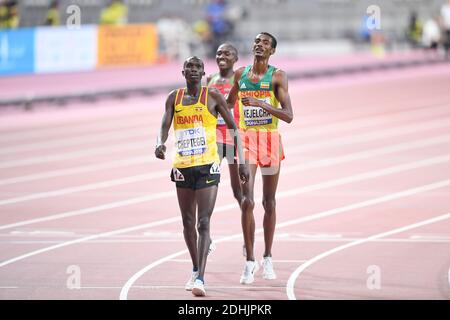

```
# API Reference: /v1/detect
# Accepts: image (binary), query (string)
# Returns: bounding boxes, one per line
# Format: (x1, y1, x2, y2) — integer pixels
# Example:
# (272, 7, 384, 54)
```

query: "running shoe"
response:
(239, 260, 259, 284)
(192, 279, 206, 297)
(185, 270, 199, 291)
(261, 256, 277, 280)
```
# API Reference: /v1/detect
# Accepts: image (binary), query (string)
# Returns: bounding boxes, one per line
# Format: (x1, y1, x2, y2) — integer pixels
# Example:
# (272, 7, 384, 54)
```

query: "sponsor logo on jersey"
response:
(176, 127, 207, 156)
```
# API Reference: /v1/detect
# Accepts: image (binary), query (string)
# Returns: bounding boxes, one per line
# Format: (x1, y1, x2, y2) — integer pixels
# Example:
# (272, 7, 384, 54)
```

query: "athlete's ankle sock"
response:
(193, 267, 198, 272)
(196, 276, 204, 283)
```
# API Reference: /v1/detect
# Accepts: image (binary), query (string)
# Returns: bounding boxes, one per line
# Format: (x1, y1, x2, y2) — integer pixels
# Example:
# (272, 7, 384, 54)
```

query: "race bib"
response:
(217, 109, 234, 126)
(243, 98, 272, 126)
(175, 127, 207, 156)
(172, 168, 185, 181)
(210, 163, 220, 174)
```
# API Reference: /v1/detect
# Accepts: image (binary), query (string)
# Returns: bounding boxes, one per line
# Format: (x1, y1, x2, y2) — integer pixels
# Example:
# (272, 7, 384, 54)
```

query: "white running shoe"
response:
(261, 256, 277, 280)
(185, 271, 199, 291)
(192, 279, 206, 297)
(208, 240, 216, 256)
(239, 260, 260, 284)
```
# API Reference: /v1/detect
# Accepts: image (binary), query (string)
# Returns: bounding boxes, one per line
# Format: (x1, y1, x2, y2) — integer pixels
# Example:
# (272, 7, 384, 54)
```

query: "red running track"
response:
(0, 62, 449, 300)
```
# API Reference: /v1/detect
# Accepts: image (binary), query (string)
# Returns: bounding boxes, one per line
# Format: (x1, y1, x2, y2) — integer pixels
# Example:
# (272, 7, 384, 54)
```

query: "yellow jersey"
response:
(173, 86, 220, 168)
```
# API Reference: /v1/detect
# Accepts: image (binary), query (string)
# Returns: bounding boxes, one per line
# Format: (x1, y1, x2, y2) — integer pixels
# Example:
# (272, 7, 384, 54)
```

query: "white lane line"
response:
(9, 230, 75, 236)
(3, 101, 449, 156)
(0, 110, 155, 143)
(5, 238, 450, 244)
(0, 191, 176, 231)
(47, 285, 283, 290)
(2, 143, 450, 230)
(291, 118, 450, 153)
(2, 102, 449, 183)
(0, 180, 447, 294)
(0, 110, 450, 194)
(0, 171, 167, 206)
(272, 260, 307, 263)
(0, 141, 153, 169)
(289, 133, 450, 159)
(448, 268, 450, 288)
(279, 154, 450, 198)
(288, 103, 450, 140)
(276, 238, 450, 243)
(2, 110, 449, 171)
(0, 156, 154, 186)
(1, 116, 449, 201)
(285, 212, 450, 300)
(290, 233, 343, 239)
(1, 178, 449, 273)
(167, 258, 307, 263)
(0, 128, 151, 155)
(0, 95, 441, 143)
(118, 179, 450, 300)
(1, 127, 450, 208)
(0, 99, 448, 164)
(409, 235, 450, 240)
(0, 216, 181, 268)
(4, 240, 183, 244)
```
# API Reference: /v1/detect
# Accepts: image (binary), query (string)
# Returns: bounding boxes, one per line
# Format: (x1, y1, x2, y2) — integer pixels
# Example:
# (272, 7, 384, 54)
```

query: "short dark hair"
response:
(218, 43, 238, 57)
(183, 56, 204, 68)
(259, 32, 277, 49)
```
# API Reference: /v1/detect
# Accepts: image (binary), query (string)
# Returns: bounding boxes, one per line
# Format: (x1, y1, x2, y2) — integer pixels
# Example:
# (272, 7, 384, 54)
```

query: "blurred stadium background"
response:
(0, 0, 449, 109)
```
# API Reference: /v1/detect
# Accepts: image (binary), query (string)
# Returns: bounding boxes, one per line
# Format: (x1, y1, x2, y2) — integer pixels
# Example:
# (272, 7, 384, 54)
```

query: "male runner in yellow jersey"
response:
(207, 43, 242, 207)
(227, 32, 294, 284)
(155, 56, 249, 297)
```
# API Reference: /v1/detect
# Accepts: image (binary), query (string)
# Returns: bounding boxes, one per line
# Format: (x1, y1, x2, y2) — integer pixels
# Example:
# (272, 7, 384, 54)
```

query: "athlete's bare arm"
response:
(209, 87, 236, 129)
(241, 69, 293, 124)
(226, 67, 245, 109)
(210, 87, 249, 183)
(155, 90, 176, 160)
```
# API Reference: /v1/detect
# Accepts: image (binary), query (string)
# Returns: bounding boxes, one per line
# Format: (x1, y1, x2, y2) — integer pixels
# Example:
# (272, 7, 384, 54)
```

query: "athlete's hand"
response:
(241, 96, 261, 107)
(238, 164, 249, 184)
(155, 145, 166, 160)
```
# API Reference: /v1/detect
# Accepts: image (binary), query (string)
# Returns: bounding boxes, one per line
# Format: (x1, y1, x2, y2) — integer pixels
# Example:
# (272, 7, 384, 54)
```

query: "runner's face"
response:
(216, 45, 237, 70)
(182, 59, 205, 82)
(253, 34, 274, 58)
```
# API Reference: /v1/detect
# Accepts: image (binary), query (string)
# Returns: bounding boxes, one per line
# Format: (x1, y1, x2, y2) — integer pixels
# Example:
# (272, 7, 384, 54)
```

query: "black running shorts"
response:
(170, 163, 220, 190)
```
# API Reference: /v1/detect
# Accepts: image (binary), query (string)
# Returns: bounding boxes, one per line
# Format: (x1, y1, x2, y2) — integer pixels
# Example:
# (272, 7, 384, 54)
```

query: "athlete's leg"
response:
(241, 163, 257, 261)
(176, 187, 198, 270)
(261, 165, 280, 257)
(217, 142, 225, 163)
(195, 185, 218, 280)
(228, 162, 243, 206)
(223, 141, 242, 206)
